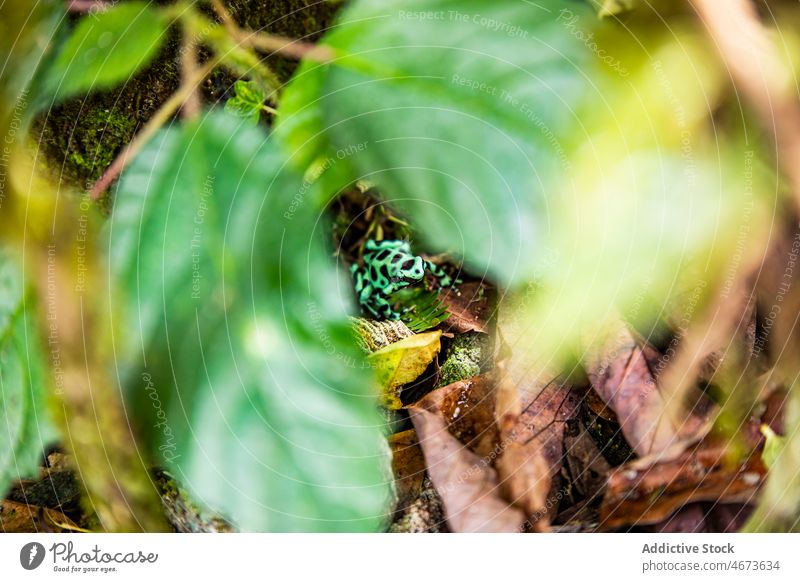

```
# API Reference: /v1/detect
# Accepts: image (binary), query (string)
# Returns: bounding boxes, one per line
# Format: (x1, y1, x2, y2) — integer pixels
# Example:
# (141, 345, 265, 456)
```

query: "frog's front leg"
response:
(358, 282, 375, 307)
(364, 299, 385, 319)
(360, 287, 385, 319)
(352, 268, 378, 315)
(372, 294, 400, 320)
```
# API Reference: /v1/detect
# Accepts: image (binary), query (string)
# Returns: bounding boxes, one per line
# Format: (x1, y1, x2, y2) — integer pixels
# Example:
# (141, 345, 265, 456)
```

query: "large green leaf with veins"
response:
(109, 113, 391, 531)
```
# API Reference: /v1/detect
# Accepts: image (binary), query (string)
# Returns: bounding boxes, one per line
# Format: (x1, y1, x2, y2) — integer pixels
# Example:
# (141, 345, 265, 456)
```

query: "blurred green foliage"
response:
(0, 253, 57, 498)
(109, 113, 391, 531)
(45, 2, 169, 102)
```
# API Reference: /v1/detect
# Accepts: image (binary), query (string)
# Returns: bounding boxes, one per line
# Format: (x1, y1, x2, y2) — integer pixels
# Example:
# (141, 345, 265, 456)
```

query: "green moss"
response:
(154, 469, 234, 532)
(36, 97, 137, 190)
(438, 332, 491, 387)
(69, 109, 135, 177)
(34, 26, 182, 190)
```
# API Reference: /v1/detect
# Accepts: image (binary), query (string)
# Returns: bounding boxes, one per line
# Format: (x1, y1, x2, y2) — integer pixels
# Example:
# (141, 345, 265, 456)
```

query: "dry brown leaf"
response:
(599, 437, 766, 529)
(409, 405, 524, 532)
(411, 374, 499, 459)
(0, 499, 81, 533)
(641, 502, 754, 533)
(563, 419, 611, 501)
(407, 329, 582, 532)
(584, 319, 713, 457)
(497, 373, 583, 529)
(585, 388, 618, 423)
(495, 442, 551, 530)
(439, 281, 495, 334)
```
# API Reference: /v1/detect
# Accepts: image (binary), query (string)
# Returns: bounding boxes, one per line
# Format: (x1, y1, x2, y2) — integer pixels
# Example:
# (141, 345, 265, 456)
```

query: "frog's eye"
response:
(400, 259, 415, 271)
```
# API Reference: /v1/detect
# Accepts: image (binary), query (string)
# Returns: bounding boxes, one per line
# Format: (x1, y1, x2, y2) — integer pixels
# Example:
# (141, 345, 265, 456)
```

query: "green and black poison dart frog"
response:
(351, 239, 455, 319)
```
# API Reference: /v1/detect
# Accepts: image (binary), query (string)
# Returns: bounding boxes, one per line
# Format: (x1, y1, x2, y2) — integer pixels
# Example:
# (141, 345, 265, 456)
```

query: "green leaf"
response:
(109, 113, 391, 531)
(745, 395, 800, 532)
(392, 288, 450, 333)
(231, 80, 266, 109)
(46, 2, 169, 101)
(276, 0, 594, 286)
(224, 80, 267, 124)
(0, 251, 58, 498)
(223, 98, 261, 124)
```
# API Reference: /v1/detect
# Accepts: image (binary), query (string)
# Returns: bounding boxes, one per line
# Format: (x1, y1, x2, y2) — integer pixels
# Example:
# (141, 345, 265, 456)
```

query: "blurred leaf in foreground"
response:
(510, 22, 776, 365)
(746, 394, 800, 532)
(0, 252, 57, 498)
(0, 0, 62, 140)
(109, 113, 391, 531)
(45, 1, 169, 101)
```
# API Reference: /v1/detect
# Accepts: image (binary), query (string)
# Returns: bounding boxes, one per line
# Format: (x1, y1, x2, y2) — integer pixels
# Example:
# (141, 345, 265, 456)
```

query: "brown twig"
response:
(180, 29, 202, 120)
(239, 31, 335, 63)
(204, 3, 333, 63)
(88, 59, 217, 200)
(210, 0, 237, 36)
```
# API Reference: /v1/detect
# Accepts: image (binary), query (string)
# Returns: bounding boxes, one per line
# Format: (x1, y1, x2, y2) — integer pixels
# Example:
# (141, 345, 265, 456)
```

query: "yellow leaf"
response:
(369, 330, 442, 409)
